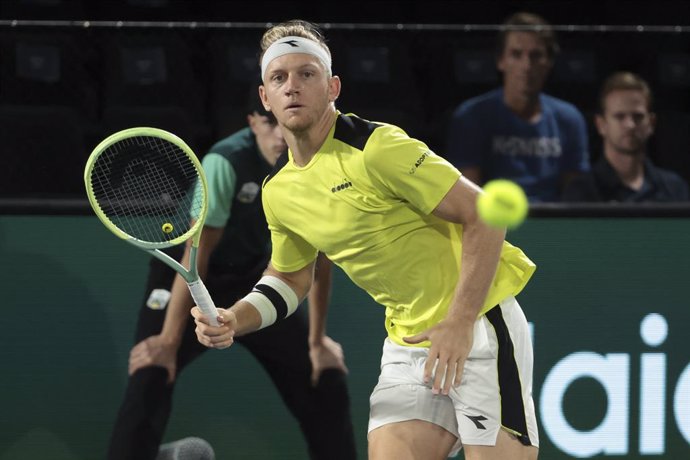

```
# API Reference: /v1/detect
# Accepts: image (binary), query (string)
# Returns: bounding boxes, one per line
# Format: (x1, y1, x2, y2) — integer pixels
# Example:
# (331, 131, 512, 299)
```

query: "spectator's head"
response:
(596, 72, 656, 157)
(247, 85, 286, 166)
(496, 12, 558, 96)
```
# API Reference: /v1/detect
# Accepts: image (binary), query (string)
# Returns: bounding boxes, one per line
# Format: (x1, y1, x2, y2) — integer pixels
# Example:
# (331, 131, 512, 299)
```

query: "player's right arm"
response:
(192, 260, 315, 349)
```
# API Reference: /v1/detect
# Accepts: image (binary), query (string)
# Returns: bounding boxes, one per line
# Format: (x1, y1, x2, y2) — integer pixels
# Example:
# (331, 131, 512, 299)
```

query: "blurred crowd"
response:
(445, 12, 688, 203)
(1, 8, 689, 203)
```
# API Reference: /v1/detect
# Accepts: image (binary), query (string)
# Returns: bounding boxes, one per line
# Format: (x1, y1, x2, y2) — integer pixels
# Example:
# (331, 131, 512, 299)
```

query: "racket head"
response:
(84, 127, 208, 249)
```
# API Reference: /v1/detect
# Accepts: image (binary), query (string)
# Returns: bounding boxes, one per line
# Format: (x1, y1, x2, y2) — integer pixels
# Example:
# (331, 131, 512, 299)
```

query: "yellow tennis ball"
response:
(476, 180, 529, 229)
(162, 222, 174, 234)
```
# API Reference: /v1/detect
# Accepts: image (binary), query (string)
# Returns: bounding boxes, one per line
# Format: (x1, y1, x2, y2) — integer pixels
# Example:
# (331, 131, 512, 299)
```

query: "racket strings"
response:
(89, 135, 204, 243)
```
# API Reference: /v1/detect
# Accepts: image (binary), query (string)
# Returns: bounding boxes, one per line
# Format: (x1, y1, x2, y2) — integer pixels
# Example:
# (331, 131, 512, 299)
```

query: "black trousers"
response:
(107, 255, 357, 460)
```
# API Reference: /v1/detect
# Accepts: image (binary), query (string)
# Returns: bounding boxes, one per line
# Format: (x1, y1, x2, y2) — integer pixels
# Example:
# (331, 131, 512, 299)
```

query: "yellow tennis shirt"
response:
(262, 113, 536, 346)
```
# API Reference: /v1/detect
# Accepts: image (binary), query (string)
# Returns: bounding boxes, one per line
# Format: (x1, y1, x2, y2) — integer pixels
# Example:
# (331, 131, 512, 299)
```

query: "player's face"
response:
(260, 53, 339, 133)
(596, 90, 655, 155)
(498, 32, 552, 96)
(248, 112, 286, 166)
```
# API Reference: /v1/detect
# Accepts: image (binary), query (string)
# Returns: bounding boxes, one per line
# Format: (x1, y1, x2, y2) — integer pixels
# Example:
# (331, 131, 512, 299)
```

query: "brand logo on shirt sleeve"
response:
(409, 150, 431, 174)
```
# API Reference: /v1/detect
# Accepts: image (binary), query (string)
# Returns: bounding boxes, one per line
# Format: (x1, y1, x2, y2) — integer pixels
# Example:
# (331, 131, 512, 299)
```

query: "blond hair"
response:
(260, 20, 331, 64)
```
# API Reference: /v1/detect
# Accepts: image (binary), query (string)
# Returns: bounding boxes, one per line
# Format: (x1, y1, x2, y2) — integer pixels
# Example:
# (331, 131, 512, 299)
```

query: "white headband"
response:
(260, 36, 332, 80)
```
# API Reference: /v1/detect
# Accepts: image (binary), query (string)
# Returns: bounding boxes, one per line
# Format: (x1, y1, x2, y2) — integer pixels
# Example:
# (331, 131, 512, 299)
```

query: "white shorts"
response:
(368, 297, 539, 455)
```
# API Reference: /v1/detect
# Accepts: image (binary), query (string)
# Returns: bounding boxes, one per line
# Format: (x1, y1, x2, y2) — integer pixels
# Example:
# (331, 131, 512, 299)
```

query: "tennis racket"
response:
(84, 127, 219, 326)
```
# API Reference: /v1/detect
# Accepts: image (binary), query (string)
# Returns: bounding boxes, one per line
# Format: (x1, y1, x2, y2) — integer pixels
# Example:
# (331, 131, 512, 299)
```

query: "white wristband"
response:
(241, 276, 300, 330)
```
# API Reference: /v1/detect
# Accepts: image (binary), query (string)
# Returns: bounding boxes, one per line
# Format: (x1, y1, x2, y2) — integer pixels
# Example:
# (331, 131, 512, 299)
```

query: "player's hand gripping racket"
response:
(84, 127, 219, 326)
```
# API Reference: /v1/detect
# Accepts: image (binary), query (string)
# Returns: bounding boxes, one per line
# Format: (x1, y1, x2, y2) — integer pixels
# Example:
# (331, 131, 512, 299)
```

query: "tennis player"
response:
(107, 88, 356, 460)
(193, 20, 538, 460)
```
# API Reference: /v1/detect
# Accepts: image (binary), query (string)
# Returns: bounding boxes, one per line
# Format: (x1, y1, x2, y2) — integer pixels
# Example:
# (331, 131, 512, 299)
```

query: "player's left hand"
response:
(403, 318, 474, 395)
(309, 335, 348, 386)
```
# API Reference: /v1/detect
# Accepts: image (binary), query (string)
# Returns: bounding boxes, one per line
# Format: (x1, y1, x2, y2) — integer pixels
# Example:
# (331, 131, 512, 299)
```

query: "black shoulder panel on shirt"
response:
(263, 152, 289, 187)
(333, 113, 381, 151)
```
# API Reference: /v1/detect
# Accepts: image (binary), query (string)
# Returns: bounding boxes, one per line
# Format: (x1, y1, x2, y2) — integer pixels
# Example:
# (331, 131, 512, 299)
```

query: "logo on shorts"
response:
(465, 414, 488, 430)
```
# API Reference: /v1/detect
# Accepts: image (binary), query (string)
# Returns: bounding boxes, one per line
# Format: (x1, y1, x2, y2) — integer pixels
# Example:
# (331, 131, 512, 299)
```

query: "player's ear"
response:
(259, 85, 271, 111)
(328, 75, 341, 103)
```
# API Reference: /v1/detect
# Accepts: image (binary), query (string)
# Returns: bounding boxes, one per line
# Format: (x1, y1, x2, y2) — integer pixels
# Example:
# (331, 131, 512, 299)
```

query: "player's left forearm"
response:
(447, 219, 505, 322)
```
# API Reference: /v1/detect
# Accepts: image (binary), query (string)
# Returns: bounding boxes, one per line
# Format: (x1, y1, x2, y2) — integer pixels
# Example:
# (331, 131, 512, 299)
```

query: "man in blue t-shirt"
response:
(446, 11, 590, 202)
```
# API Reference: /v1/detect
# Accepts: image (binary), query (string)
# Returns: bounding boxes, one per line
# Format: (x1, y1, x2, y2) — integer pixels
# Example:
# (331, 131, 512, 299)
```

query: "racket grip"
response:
(188, 279, 220, 326)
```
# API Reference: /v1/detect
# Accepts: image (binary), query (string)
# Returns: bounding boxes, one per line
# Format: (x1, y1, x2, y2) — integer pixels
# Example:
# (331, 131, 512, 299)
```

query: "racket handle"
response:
(188, 279, 220, 326)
